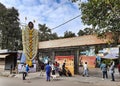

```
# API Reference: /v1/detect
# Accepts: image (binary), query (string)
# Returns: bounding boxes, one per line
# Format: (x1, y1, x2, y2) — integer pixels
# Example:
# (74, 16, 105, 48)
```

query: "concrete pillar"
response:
(52, 51, 55, 62)
(74, 49, 79, 74)
(118, 45, 120, 63)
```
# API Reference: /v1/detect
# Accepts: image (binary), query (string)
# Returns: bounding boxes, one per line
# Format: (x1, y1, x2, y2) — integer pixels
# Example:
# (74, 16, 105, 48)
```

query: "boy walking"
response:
(83, 62, 89, 77)
(21, 63, 27, 80)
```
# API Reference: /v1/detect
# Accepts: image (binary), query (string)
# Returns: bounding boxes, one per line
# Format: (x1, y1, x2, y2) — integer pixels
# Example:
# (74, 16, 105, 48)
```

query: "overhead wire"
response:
(41, 1, 82, 31)
(51, 14, 81, 30)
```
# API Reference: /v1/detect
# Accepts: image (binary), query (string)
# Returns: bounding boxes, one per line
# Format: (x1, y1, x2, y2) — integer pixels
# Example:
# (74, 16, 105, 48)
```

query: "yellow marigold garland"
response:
(22, 26, 38, 66)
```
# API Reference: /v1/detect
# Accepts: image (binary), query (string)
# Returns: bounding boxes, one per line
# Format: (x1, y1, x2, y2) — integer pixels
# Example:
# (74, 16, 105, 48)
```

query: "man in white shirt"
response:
(21, 63, 27, 80)
(83, 62, 89, 77)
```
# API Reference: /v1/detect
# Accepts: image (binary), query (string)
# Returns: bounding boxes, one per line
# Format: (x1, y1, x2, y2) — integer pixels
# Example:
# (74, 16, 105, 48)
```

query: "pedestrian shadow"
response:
(26, 76, 45, 80)
(23, 80, 32, 83)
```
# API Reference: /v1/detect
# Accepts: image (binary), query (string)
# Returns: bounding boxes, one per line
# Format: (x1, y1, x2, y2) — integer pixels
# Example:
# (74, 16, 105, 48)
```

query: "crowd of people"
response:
(44, 61, 72, 81)
(20, 60, 120, 82)
(100, 61, 120, 81)
(80, 60, 120, 82)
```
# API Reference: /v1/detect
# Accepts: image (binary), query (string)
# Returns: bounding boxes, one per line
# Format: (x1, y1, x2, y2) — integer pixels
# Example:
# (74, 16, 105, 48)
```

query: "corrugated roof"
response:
(0, 54, 9, 58)
(39, 35, 108, 49)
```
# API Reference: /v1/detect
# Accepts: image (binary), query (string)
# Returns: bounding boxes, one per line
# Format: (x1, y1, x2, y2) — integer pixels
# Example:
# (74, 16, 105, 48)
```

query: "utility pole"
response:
(118, 45, 120, 64)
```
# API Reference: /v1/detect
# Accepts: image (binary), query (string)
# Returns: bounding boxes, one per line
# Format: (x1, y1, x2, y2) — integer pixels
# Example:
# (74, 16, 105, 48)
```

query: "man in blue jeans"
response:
(83, 62, 89, 77)
(21, 63, 27, 80)
(109, 61, 115, 81)
(45, 62, 51, 81)
(100, 62, 108, 80)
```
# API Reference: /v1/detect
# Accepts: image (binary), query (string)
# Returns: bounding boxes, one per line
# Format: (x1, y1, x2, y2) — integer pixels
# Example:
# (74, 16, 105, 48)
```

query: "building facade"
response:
(38, 35, 110, 74)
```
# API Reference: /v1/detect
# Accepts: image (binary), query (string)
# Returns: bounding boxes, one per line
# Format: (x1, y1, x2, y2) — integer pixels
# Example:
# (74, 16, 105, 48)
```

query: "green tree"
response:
(49, 32, 58, 40)
(69, 0, 79, 3)
(0, 3, 6, 48)
(77, 27, 95, 36)
(72, 0, 120, 62)
(38, 24, 51, 41)
(77, 30, 85, 36)
(63, 31, 76, 38)
(84, 27, 95, 35)
(79, 0, 120, 44)
(0, 3, 22, 50)
(38, 24, 58, 41)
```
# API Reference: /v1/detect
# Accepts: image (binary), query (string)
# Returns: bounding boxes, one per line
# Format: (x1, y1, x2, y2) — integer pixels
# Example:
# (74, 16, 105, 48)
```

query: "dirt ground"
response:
(0, 68, 120, 86)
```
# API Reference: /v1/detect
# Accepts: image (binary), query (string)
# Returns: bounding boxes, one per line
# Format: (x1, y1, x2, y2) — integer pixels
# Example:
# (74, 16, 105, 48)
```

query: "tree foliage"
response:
(63, 31, 76, 38)
(38, 24, 58, 41)
(77, 30, 85, 36)
(77, 27, 95, 36)
(79, 0, 120, 44)
(69, 0, 79, 3)
(0, 3, 22, 50)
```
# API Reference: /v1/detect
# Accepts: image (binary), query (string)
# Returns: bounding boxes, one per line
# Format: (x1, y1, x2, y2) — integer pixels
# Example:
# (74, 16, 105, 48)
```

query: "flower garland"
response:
(22, 26, 38, 66)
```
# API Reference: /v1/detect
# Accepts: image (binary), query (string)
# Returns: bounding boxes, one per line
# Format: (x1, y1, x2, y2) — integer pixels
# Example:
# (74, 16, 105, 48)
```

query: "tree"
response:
(38, 24, 58, 41)
(49, 32, 59, 40)
(72, 0, 120, 63)
(77, 30, 85, 36)
(69, 0, 79, 3)
(63, 31, 76, 38)
(77, 27, 95, 36)
(79, 0, 120, 44)
(0, 3, 6, 48)
(84, 27, 96, 35)
(38, 24, 51, 41)
(0, 3, 22, 50)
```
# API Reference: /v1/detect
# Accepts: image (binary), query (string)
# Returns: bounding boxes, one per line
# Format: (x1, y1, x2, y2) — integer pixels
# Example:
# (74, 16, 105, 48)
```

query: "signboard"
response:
(98, 47, 119, 59)
(55, 56, 74, 76)
(80, 55, 96, 68)
(18, 64, 36, 73)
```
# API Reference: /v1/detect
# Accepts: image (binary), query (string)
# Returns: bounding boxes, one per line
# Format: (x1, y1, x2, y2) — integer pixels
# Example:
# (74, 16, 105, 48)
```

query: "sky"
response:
(0, 0, 88, 36)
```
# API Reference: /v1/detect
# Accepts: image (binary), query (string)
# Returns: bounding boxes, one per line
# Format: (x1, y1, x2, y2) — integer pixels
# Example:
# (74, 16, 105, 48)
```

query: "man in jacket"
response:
(45, 62, 51, 81)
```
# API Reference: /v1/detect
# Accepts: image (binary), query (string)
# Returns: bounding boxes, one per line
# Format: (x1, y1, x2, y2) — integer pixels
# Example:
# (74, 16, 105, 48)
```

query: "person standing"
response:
(21, 63, 27, 80)
(51, 63, 55, 75)
(109, 61, 115, 81)
(40, 63, 45, 76)
(117, 63, 120, 75)
(83, 62, 89, 77)
(26, 64, 29, 75)
(45, 62, 51, 81)
(55, 61, 59, 72)
(62, 62, 67, 76)
(100, 62, 108, 80)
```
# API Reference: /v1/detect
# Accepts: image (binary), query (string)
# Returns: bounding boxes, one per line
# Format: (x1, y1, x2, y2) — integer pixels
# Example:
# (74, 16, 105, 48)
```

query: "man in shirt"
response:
(21, 63, 27, 80)
(83, 62, 89, 77)
(100, 62, 108, 80)
(45, 62, 51, 81)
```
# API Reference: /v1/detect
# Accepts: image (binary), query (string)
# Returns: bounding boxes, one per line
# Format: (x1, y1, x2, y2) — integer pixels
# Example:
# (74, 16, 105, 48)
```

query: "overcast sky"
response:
(0, 0, 88, 36)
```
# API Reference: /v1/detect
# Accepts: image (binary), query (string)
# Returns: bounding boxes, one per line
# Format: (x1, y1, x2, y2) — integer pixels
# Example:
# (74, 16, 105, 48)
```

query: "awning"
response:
(102, 53, 119, 59)
(0, 54, 9, 58)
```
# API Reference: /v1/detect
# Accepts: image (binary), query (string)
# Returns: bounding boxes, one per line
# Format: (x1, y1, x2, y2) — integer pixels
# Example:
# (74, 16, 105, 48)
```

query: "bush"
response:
(102, 59, 113, 66)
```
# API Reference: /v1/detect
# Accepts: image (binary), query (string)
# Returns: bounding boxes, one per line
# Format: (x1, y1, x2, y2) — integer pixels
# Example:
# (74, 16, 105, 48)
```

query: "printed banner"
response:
(80, 55, 96, 68)
(18, 64, 36, 73)
(55, 56, 74, 76)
